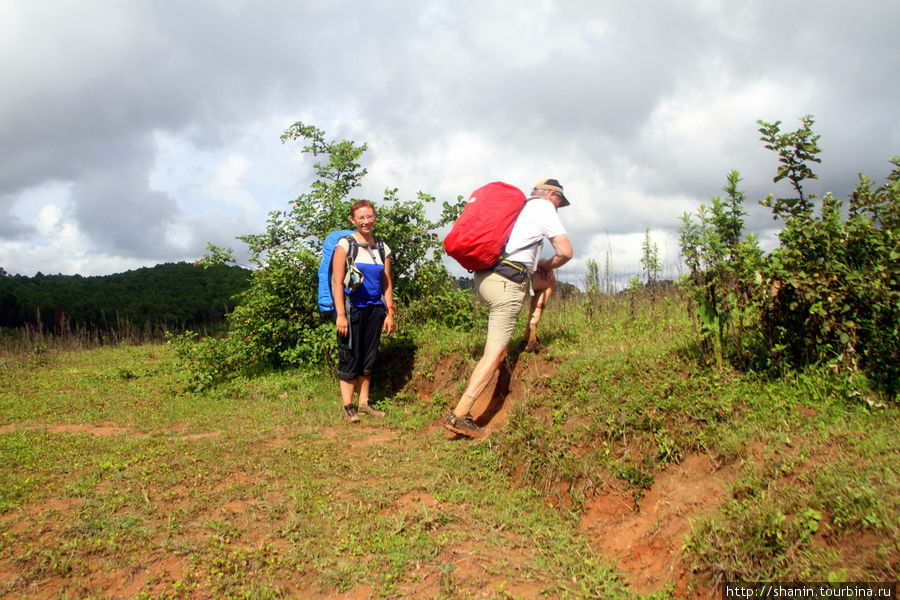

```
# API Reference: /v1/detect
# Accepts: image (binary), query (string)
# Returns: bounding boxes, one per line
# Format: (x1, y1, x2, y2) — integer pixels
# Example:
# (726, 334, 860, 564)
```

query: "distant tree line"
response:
(0, 263, 251, 331)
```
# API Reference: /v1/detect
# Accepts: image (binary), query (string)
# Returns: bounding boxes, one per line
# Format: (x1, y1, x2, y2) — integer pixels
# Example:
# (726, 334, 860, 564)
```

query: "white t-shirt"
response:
(336, 236, 392, 306)
(503, 197, 567, 272)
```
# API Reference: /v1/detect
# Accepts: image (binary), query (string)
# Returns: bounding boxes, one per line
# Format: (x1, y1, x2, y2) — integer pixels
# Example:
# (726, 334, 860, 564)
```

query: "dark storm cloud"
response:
(0, 0, 319, 263)
(0, 201, 32, 239)
(69, 161, 181, 257)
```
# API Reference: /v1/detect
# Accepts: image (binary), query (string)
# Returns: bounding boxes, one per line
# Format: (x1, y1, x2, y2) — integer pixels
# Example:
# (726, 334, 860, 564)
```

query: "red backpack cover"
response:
(443, 181, 527, 271)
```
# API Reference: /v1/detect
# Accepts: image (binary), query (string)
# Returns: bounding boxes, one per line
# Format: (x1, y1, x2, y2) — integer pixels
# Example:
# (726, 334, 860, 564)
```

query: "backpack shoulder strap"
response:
(343, 234, 359, 263)
(502, 238, 542, 259)
(500, 197, 544, 258)
(353, 237, 387, 264)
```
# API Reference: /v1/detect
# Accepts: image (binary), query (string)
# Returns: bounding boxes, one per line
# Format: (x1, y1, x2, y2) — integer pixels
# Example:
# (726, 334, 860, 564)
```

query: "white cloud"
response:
(208, 154, 257, 213)
(0, 200, 146, 276)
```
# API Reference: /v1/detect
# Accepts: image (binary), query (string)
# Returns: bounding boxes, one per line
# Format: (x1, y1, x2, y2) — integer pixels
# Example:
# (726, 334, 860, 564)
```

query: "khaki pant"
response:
(474, 270, 529, 348)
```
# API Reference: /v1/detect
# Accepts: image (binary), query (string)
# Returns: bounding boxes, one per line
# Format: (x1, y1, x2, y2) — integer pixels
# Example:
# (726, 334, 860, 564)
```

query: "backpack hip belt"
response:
(490, 259, 530, 284)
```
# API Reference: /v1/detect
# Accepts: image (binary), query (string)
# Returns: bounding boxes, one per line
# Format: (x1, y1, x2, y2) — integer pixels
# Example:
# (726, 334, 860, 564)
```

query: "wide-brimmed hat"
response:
(534, 178, 570, 207)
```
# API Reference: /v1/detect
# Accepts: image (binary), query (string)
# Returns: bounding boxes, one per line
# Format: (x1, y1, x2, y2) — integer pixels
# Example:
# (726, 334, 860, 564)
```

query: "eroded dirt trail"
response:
(580, 454, 734, 595)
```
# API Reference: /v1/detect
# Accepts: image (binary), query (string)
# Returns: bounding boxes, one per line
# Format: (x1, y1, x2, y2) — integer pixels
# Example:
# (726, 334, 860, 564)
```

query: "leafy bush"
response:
(680, 116, 900, 398)
(171, 122, 471, 388)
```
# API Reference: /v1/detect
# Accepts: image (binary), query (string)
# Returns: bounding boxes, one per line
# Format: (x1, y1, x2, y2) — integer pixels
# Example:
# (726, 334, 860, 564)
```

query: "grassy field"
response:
(1, 291, 897, 599)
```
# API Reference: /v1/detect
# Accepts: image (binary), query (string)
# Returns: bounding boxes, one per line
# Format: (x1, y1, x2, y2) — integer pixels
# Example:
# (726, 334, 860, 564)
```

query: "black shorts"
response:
(336, 304, 387, 381)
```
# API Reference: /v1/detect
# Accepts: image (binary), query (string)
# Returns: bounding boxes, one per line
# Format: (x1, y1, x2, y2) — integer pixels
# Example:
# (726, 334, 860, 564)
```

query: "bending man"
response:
(444, 179, 573, 438)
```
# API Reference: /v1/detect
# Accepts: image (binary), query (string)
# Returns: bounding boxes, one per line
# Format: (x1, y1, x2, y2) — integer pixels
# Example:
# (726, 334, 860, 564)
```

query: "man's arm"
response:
(538, 234, 572, 272)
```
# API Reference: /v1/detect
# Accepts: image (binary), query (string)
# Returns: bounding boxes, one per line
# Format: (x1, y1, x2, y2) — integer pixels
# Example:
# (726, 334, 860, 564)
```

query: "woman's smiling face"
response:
(350, 206, 376, 232)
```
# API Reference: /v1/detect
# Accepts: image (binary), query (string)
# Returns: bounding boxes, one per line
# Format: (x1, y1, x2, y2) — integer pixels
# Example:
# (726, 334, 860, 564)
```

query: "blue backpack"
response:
(317, 230, 386, 312)
(318, 229, 355, 312)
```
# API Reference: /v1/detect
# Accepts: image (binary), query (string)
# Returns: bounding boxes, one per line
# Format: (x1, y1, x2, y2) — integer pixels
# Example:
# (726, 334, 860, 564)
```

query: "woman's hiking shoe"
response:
(443, 413, 486, 438)
(358, 404, 385, 417)
(344, 405, 360, 423)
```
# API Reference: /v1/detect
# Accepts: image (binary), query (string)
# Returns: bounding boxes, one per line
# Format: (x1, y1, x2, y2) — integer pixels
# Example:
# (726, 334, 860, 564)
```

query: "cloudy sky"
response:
(2, 0, 898, 286)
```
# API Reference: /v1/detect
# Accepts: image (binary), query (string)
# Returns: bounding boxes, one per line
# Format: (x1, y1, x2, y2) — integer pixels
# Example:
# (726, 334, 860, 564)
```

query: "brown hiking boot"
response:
(443, 413, 486, 439)
(344, 405, 360, 423)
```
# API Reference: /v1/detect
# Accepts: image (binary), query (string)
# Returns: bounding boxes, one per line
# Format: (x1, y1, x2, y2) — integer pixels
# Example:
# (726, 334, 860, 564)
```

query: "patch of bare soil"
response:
(350, 430, 399, 449)
(95, 556, 187, 600)
(0, 422, 133, 436)
(479, 352, 558, 430)
(44, 423, 132, 436)
(389, 490, 439, 514)
(580, 453, 735, 596)
(379, 539, 542, 599)
(404, 351, 468, 401)
(0, 422, 223, 441)
(319, 423, 401, 450)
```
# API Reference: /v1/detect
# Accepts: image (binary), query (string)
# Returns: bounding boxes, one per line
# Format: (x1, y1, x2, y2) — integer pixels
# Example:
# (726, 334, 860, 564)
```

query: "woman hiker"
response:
(331, 200, 395, 423)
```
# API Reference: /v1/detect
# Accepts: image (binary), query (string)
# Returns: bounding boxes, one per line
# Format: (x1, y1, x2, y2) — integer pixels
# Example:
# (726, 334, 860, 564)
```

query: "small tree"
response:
(640, 228, 661, 286)
(758, 118, 899, 391)
(680, 170, 764, 366)
(585, 258, 601, 297)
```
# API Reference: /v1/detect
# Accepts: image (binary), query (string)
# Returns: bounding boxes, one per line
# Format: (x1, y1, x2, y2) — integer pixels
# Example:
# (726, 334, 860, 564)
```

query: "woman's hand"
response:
(336, 314, 349, 337)
(382, 312, 395, 336)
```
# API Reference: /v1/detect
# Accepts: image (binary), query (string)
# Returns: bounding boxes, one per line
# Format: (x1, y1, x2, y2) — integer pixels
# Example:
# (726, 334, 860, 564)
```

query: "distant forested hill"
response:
(0, 263, 251, 330)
